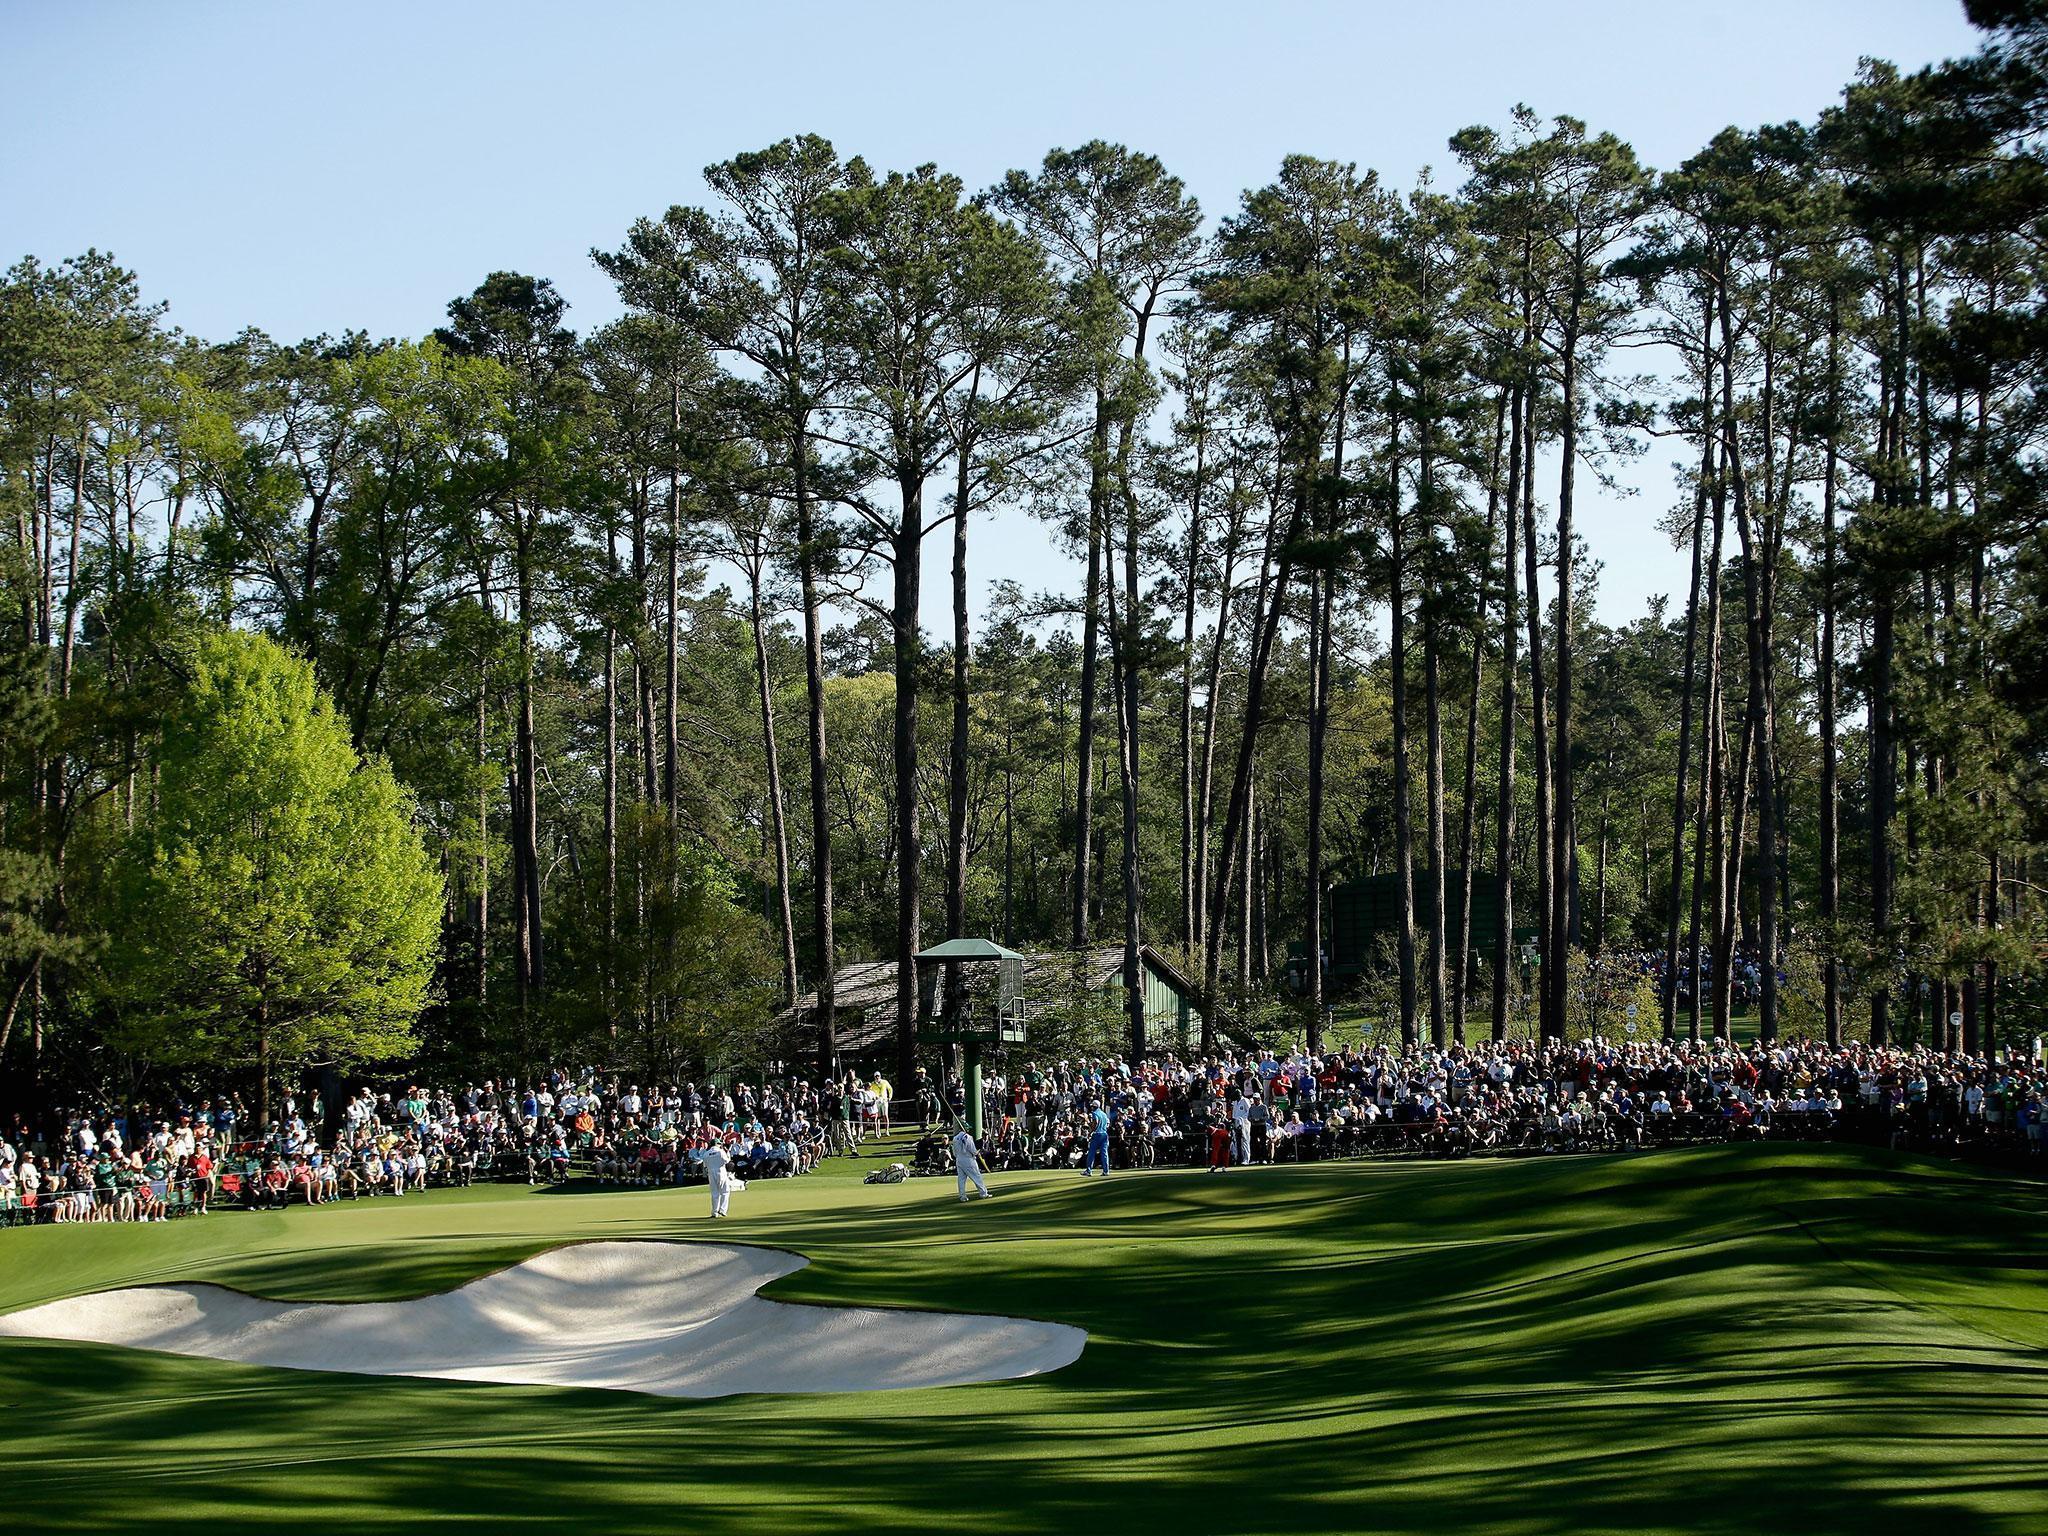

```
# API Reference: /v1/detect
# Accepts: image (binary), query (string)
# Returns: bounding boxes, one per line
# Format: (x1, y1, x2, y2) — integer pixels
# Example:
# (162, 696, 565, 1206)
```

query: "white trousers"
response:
(710, 1175, 731, 1216)
(956, 1164, 988, 1199)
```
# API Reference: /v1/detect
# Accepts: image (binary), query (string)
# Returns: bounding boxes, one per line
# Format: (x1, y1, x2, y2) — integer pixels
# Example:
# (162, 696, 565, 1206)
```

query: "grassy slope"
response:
(0, 1144, 2042, 1536)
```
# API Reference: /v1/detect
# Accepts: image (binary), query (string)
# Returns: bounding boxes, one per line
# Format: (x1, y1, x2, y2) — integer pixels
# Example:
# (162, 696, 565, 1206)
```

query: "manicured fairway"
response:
(2, 1144, 2043, 1535)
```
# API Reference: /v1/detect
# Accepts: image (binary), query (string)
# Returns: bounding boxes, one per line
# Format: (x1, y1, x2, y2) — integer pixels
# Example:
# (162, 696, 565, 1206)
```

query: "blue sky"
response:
(4, 0, 1986, 632)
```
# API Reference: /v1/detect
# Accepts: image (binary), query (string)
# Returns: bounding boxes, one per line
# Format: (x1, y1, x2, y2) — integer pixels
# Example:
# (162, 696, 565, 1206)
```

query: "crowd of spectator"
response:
(956, 1037, 2048, 1174)
(0, 1065, 888, 1225)
(3, 1036, 2041, 1226)
(1630, 944, 1770, 1013)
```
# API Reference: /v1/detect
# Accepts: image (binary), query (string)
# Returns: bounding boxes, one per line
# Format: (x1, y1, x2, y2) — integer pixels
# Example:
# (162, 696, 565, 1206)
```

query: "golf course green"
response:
(1, 1143, 2042, 1534)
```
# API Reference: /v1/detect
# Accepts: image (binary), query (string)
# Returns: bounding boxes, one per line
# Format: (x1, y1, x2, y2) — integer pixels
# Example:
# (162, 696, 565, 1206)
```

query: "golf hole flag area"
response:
(1, 1143, 2044, 1535)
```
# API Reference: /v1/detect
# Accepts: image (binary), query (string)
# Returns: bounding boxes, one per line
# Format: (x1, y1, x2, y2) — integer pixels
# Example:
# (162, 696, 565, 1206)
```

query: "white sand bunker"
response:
(0, 1240, 1084, 1398)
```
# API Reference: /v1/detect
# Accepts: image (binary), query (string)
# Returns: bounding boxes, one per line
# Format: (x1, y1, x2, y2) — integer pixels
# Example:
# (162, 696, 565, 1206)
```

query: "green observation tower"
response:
(913, 938, 1028, 1138)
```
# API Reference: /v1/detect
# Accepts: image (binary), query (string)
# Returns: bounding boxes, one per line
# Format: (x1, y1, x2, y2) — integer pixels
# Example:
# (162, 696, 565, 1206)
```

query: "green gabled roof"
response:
(913, 937, 1025, 962)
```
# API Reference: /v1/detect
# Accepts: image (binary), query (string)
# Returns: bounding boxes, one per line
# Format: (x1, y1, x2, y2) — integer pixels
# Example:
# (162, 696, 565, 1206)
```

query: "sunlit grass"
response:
(1, 1143, 2041, 1535)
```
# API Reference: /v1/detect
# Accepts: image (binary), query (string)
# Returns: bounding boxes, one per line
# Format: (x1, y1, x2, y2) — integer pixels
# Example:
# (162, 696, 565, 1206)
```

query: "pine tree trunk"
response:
(1200, 476, 1300, 1047)
(1071, 397, 1108, 948)
(1253, 787, 1270, 985)
(1722, 277, 1778, 1044)
(1198, 482, 1272, 1030)
(631, 479, 659, 807)
(256, 986, 272, 1132)
(1304, 353, 1348, 1055)
(792, 408, 837, 1077)
(751, 572, 799, 1007)
(1194, 487, 1245, 953)
(1114, 458, 1146, 1061)
(1968, 379, 1991, 1052)
(1868, 253, 1914, 1049)
(1714, 703, 1754, 1041)
(1549, 332, 1581, 1043)
(1453, 636, 1483, 1047)
(473, 646, 489, 1011)
(1305, 567, 1329, 1041)
(946, 468, 970, 1003)
(1701, 588, 1727, 1041)
(1693, 418, 1730, 1044)
(665, 385, 682, 823)
(1594, 796, 1610, 954)
(1868, 582, 1895, 1047)
(1520, 397, 1554, 1041)
(0, 959, 41, 1069)
(1662, 310, 1712, 1037)
(57, 434, 85, 698)
(1178, 421, 1206, 948)
(516, 519, 543, 997)
(603, 588, 618, 1035)
(1455, 395, 1503, 1046)
(1425, 597, 1448, 1050)
(893, 476, 924, 1093)
(1003, 735, 1016, 950)
(1492, 382, 1525, 1042)
(1237, 777, 1255, 995)
(1389, 413, 1419, 1050)
(1818, 381, 1840, 1045)
(946, 448, 973, 1032)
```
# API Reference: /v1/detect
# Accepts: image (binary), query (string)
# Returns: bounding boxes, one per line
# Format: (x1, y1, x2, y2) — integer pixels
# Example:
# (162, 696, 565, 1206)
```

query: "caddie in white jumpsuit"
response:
(701, 1140, 735, 1218)
(952, 1127, 989, 1201)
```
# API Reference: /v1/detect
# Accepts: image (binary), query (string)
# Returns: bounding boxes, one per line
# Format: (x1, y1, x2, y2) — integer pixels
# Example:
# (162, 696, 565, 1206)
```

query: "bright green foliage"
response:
(5, 9, 2048, 1086)
(105, 630, 441, 1100)
(0, 578, 77, 1047)
(550, 805, 780, 1075)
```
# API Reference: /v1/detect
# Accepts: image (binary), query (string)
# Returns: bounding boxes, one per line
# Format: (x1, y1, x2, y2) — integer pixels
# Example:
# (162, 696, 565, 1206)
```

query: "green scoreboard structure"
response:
(1325, 870, 1517, 992)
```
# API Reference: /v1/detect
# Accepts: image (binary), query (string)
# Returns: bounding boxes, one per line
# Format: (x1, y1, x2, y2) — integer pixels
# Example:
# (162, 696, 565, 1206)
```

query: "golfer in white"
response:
(1231, 1092, 1253, 1166)
(700, 1140, 740, 1218)
(951, 1127, 989, 1201)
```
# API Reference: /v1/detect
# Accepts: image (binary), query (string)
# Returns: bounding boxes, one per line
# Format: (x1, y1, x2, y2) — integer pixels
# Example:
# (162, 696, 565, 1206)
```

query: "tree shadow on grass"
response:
(2, 1146, 2044, 1535)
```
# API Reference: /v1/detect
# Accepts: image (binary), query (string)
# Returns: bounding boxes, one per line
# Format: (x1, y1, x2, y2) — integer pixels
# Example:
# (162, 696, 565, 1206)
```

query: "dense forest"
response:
(4, 3, 2046, 1107)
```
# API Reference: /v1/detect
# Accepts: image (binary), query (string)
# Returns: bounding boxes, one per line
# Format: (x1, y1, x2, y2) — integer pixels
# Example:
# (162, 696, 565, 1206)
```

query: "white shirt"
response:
(951, 1131, 981, 1171)
(699, 1144, 730, 1182)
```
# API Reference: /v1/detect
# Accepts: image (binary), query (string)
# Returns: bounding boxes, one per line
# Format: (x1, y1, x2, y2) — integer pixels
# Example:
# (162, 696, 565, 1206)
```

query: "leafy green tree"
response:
(936, 195, 1085, 1043)
(992, 142, 1203, 1061)
(0, 556, 80, 1066)
(816, 162, 1079, 1079)
(1386, 179, 1495, 1046)
(7, 20, 2048, 1097)
(553, 805, 779, 1077)
(104, 629, 441, 1125)
(602, 135, 855, 1075)
(433, 273, 594, 1023)
(1199, 154, 1387, 1046)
